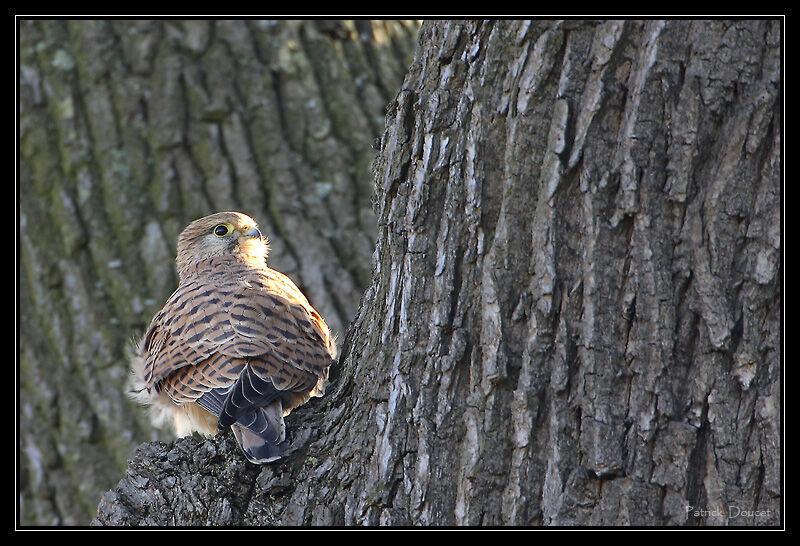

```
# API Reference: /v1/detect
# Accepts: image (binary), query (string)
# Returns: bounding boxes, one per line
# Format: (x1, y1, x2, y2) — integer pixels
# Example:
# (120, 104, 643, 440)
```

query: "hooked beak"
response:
(241, 226, 263, 240)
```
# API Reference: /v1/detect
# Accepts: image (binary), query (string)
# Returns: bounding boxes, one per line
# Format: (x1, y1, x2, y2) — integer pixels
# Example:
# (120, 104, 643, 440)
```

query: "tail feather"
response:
(231, 425, 283, 463)
(218, 364, 281, 430)
(229, 401, 286, 464)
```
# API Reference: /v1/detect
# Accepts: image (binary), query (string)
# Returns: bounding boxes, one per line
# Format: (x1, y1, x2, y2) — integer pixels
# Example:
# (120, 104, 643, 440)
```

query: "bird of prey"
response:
(128, 212, 336, 463)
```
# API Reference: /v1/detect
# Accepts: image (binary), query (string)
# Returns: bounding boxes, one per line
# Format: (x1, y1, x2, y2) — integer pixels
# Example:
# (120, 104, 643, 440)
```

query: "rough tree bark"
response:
(18, 19, 420, 526)
(75, 19, 786, 527)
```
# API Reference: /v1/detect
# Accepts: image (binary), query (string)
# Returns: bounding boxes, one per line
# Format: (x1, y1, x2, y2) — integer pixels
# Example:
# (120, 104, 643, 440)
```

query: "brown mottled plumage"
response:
(128, 212, 335, 463)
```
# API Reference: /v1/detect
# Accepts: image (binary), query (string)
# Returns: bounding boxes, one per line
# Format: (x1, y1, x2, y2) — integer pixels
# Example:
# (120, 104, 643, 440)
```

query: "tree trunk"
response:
(18, 18, 420, 526)
(83, 18, 784, 527)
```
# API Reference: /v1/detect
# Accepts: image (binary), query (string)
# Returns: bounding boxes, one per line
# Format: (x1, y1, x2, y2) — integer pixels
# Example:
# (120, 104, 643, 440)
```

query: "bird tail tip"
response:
(231, 424, 283, 464)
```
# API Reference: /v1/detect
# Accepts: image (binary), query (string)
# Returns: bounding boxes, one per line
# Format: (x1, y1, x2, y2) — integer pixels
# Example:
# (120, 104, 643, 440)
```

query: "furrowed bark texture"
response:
(19, 19, 419, 526)
(91, 19, 781, 527)
(352, 19, 781, 526)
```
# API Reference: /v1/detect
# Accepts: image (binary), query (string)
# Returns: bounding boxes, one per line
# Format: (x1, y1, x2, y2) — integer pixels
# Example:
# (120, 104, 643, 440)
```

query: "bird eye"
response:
(213, 224, 232, 237)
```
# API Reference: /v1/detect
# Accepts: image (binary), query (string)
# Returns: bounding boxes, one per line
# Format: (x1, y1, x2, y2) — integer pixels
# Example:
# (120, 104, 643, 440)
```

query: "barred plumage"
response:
(128, 212, 336, 463)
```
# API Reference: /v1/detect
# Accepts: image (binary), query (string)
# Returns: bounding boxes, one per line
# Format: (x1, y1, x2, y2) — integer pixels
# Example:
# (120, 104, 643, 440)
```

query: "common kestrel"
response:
(128, 212, 336, 463)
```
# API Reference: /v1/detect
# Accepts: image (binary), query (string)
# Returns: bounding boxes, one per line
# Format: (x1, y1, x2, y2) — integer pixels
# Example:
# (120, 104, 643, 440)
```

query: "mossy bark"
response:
(19, 18, 420, 526)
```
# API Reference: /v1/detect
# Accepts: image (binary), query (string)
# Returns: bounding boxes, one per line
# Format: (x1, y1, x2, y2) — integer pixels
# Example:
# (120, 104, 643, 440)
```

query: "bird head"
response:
(176, 212, 269, 277)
